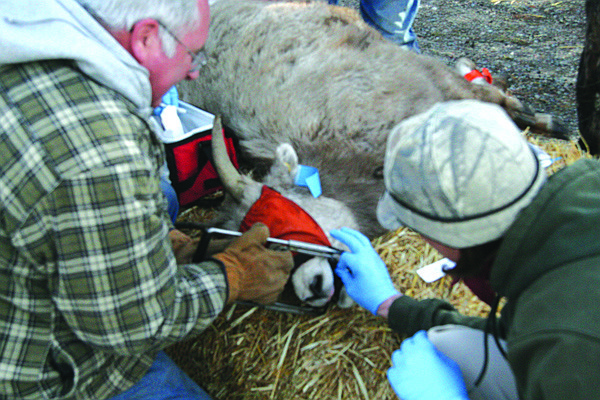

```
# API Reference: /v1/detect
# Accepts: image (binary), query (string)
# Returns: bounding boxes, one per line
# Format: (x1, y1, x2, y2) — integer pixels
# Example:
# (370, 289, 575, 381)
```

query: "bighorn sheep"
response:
(178, 0, 566, 307)
(178, 0, 566, 162)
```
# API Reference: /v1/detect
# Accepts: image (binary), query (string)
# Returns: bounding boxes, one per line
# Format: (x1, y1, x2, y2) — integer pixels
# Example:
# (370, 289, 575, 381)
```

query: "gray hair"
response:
(77, 0, 202, 57)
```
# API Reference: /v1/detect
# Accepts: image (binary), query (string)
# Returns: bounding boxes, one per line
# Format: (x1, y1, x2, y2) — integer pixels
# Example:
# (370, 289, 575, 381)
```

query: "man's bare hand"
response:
(169, 229, 199, 265)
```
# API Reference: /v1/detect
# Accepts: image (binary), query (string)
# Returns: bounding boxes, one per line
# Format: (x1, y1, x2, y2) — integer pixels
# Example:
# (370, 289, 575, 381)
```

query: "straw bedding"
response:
(165, 0, 587, 395)
(165, 134, 590, 399)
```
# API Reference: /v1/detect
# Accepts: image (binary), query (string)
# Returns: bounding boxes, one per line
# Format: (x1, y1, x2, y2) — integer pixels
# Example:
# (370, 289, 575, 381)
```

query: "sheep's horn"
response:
(211, 115, 245, 201)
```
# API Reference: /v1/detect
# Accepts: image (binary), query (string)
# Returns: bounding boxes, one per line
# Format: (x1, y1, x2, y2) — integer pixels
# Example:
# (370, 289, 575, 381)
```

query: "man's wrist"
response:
(212, 253, 242, 304)
(376, 294, 403, 319)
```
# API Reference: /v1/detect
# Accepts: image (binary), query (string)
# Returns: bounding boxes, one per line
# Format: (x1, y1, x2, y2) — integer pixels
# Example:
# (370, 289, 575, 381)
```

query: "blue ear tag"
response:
(295, 165, 322, 198)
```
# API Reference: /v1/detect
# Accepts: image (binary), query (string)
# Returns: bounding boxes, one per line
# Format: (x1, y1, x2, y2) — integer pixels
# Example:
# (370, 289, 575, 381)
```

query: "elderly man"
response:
(0, 1, 293, 399)
(332, 100, 600, 400)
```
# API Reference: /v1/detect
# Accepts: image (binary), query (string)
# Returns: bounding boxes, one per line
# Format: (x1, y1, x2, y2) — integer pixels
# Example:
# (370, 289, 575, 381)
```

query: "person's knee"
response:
(427, 325, 519, 400)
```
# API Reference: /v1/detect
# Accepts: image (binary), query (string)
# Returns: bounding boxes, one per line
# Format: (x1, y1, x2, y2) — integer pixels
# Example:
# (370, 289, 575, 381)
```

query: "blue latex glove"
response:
(387, 331, 469, 400)
(162, 86, 179, 107)
(153, 86, 180, 116)
(330, 227, 399, 315)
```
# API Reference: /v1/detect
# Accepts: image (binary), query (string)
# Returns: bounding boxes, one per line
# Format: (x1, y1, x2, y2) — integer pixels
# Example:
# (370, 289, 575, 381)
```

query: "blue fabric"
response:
(328, 0, 420, 52)
(110, 352, 212, 400)
(160, 176, 180, 224)
(154, 86, 180, 116)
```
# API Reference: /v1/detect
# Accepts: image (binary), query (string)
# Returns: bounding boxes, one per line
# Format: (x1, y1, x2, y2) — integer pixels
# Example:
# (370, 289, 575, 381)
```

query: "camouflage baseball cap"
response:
(377, 100, 547, 248)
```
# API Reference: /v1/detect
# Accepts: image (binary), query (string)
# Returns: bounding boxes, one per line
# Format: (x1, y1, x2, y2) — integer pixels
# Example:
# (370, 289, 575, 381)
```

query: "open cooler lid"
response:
(156, 101, 215, 144)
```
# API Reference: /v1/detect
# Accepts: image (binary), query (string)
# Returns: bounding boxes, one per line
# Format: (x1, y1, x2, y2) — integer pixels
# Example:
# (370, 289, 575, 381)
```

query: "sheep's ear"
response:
(275, 143, 299, 178)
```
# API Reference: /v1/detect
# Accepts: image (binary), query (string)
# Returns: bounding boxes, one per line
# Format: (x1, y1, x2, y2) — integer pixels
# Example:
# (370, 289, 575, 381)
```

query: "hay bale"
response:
(166, 137, 591, 400)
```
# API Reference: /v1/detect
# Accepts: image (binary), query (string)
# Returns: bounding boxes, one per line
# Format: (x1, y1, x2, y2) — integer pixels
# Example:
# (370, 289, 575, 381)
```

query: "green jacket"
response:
(0, 60, 228, 400)
(388, 158, 600, 399)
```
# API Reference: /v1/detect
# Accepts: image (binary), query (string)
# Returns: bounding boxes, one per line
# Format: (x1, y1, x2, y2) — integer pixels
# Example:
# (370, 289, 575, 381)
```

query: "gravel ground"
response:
(339, 0, 586, 139)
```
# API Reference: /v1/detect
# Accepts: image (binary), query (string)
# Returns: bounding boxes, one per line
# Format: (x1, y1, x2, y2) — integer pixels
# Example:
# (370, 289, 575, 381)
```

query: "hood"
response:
(0, 0, 152, 113)
(491, 158, 600, 300)
(240, 186, 331, 248)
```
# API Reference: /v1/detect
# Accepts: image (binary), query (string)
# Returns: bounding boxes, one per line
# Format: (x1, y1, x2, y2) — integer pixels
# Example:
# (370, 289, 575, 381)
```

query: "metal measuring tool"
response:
(201, 227, 343, 259)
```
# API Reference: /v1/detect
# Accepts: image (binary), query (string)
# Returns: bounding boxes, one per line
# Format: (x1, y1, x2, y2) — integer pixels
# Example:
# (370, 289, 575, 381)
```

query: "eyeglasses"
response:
(157, 21, 208, 72)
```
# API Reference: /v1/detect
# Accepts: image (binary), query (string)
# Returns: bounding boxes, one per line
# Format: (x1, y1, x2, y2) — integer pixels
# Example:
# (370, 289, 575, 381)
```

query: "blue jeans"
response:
(160, 176, 180, 224)
(110, 352, 212, 400)
(328, 0, 420, 52)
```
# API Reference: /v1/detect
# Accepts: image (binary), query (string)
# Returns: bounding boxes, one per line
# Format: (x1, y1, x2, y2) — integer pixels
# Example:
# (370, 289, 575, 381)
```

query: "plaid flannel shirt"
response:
(0, 60, 227, 399)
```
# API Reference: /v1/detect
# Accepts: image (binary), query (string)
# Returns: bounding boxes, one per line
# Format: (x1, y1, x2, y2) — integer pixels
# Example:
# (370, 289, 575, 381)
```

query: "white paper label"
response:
(416, 258, 456, 283)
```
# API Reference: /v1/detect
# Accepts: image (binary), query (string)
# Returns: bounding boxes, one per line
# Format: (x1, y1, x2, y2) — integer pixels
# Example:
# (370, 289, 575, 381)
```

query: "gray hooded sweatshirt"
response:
(0, 0, 152, 113)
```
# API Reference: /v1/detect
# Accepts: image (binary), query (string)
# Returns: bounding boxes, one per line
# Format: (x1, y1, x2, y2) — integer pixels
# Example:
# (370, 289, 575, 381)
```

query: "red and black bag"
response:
(161, 103, 239, 208)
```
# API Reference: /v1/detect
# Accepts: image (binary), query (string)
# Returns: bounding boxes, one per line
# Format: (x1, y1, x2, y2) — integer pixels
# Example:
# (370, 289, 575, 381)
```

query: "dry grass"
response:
(166, 136, 590, 400)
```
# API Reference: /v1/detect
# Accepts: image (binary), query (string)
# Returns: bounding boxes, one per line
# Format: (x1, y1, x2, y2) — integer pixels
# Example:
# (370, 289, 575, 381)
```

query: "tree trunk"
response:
(577, 0, 600, 154)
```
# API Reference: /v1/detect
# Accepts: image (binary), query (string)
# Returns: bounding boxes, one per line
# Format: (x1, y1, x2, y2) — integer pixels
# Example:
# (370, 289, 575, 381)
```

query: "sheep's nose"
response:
(309, 274, 324, 296)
